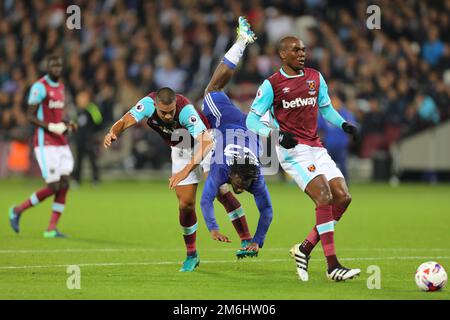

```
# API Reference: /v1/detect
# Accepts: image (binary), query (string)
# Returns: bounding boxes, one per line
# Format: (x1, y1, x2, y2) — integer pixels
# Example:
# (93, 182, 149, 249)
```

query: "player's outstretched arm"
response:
(103, 112, 137, 148)
(250, 178, 274, 249)
(200, 172, 231, 243)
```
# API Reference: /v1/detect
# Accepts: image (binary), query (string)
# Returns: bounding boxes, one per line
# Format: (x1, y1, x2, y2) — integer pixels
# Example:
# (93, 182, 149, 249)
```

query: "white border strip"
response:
(1, 256, 449, 270)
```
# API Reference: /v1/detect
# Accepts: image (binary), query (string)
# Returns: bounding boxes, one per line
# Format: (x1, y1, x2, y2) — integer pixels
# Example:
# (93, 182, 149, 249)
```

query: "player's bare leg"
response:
(204, 17, 256, 95)
(329, 177, 352, 222)
(175, 184, 200, 272)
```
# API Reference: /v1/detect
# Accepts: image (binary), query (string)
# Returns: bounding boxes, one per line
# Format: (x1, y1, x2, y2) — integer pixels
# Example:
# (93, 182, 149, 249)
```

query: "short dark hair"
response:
(156, 87, 176, 105)
(47, 55, 62, 64)
(229, 155, 259, 181)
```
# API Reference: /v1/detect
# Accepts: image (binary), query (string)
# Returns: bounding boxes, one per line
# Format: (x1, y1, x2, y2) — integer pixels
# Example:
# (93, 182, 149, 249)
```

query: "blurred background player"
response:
(9, 55, 76, 238)
(72, 89, 103, 186)
(246, 36, 360, 282)
(170, 17, 273, 258)
(103, 85, 246, 272)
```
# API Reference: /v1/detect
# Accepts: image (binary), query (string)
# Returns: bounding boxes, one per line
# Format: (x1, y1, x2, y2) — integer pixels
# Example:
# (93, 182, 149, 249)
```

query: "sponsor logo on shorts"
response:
(307, 164, 316, 172)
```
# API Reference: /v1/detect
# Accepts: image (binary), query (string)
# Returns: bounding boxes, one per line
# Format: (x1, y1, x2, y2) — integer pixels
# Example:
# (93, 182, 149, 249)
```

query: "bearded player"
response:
(9, 55, 76, 238)
(246, 36, 361, 282)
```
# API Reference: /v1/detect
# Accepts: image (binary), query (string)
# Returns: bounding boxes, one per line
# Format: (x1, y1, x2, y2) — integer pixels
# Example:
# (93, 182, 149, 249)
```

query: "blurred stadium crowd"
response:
(0, 0, 449, 177)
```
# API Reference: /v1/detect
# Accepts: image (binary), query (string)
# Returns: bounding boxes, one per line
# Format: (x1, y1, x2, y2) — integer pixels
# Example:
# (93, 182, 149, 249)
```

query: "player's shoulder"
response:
(30, 79, 47, 94)
(176, 94, 192, 107)
(147, 91, 156, 101)
(303, 67, 322, 77)
(267, 70, 283, 82)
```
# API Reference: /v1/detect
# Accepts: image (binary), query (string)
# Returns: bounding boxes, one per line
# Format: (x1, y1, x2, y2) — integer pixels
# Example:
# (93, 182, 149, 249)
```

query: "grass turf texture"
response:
(0, 179, 449, 300)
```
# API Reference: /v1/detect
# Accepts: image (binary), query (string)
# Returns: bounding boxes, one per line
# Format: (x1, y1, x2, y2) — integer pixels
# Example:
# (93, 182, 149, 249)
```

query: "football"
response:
(415, 262, 447, 292)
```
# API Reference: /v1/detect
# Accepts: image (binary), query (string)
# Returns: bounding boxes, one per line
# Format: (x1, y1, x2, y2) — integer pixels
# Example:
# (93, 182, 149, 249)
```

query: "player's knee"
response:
(315, 188, 333, 206)
(60, 176, 70, 189)
(179, 200, 196, 213)
(205, 84, 219, 95)
(340, 192, 352, 208)
(334, 189, 351, 208)
(48, 181, 61, 193)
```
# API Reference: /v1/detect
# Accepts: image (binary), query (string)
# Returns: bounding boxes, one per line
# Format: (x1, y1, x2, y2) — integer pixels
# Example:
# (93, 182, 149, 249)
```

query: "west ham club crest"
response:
(306, 80, 316, 95)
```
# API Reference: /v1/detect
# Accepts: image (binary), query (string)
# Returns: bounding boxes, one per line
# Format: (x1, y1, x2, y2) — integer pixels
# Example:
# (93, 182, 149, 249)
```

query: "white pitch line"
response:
(0, 247, 448, 254)
(0, 256, 449, 270)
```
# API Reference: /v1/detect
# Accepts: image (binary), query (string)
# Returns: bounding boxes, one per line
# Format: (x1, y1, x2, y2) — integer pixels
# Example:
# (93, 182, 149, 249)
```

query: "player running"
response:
(198, 17, 273, 258)
(9, 55, 76, 238)
(246, 36, 361, 282)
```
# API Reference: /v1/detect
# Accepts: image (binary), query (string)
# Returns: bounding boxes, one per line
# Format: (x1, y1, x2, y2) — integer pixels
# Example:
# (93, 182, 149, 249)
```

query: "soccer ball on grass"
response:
(415, 261, 447, 292)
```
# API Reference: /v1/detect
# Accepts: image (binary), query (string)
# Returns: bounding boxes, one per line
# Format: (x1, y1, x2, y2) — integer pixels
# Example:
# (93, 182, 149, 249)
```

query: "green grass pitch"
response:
(0, 179, 449, 300)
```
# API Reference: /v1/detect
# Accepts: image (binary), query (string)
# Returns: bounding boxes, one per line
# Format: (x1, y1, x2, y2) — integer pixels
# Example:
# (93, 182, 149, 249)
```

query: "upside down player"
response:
(198, 17, 273, 257)
(246, 36, 361, 282)
(103, 81, 253, 270)
(9, 55, 76, 238)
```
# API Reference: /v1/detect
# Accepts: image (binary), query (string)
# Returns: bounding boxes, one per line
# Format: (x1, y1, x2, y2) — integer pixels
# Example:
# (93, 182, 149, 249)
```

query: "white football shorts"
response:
(34, 145, 74, 184)
(276, 144, 344, 191)
(171, 145, 213, 186)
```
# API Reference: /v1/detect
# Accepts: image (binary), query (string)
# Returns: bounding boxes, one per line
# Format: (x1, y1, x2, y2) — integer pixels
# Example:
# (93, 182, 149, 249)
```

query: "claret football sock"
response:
(179, 208, 198, 257)
(47, 186, 68, 231)
(332, 204, 347, 222)
(316, 205, 341, 271)
(14, 186, 55, 214)
(217, 191, 252, 241)
(300, 204, 349, 255)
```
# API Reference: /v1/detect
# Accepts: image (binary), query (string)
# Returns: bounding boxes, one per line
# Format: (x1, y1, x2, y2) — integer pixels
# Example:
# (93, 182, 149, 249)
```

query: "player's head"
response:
(278, 36, 306, 71)
(46, 55, 63, 81)
(155, 87, 177, 124)
(228, 156, 259, 194)
(76, 88, 91, 109)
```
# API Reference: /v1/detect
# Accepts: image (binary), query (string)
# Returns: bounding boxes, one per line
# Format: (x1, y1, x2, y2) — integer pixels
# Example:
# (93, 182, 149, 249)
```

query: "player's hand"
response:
(245, 242, 259, 253)
(272, 129, 297, 149)
(169, 168, 190, 189)
(65, 121, 78, 134)
(104, 132, 117, 148)
(342, 122, 360, 144)
(210, 230, 232, 243)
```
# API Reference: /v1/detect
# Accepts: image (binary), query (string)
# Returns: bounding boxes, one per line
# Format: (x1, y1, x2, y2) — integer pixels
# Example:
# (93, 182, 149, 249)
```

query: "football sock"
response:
(47, 186, 68, 231)
(300, 204, 349, 255)
(332, 204, 347, 222)
(217, 191, 252, 241)
(14, 186, 55, 215)
(316, 205, 341, 271)
(223, 37, 246, 69)
(179, 207, 198, 257)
